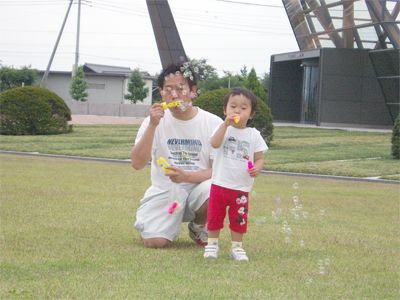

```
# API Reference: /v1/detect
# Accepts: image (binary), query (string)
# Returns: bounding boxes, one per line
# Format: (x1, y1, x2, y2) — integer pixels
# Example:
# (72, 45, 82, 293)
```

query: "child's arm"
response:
(210, 122, 228, 148)
(248, 151, 264, 178)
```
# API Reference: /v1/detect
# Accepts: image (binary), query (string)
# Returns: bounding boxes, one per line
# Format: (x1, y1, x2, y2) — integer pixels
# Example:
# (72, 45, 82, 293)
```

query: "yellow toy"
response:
(161, 101, 182, 110)
(156, 157, 174, 173)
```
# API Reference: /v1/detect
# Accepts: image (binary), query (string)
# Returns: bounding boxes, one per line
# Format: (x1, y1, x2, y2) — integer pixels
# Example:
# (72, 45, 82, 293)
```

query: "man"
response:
(131, 63, 223, 248)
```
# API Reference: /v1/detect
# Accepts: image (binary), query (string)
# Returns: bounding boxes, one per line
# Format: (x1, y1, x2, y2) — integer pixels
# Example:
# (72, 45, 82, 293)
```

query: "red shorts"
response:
(207, 184, 249, 234)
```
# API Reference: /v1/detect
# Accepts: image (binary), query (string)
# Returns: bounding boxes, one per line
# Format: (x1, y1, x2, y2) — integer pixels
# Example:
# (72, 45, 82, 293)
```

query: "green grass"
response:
(0, 125, 399, 180)
(1, 154, 399, 299)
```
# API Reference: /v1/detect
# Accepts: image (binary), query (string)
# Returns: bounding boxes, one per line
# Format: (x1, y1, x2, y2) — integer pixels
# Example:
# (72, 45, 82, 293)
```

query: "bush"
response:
(193, 88, 274, 143)
(392, 114, 399, 159)
(0, 86, 72, 135)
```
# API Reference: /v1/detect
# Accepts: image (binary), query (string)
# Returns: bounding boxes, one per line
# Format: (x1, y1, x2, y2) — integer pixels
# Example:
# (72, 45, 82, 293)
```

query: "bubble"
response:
(197, 89, 201, 94)
(320, 210, 325, 216)
(319, 266, 326, 275)
(282, 220, 288, 227)
(294, 214, 300, 220)
(180, 67, 185, 72)
(250, 190, 256, 197)
(164, 76, 168, 81)
(161, 90, 165, 96)
(200, 75, 205, 80)
(190, 76, 194, 81)
(255, 220, 261, 226)
(183, 62, 190, 68)
(175, 71, 181, 75)
(293, 183, 299, 189)
(293, 196, 299, 205)
(277, 208, 282, 215)
(276, 197, 281, 204)
(261, 217, 267, 223)
(300, 240, 305, 247)
(284, 236, 290, 243)
(182, 90, 187, 95)
(324, 258, 330, 265)
(306, 278, 313, 287)
(179, 56, 185, 61)
(274, 216, 279, 222)
(169, 73, 174, 78)
(203, 69, 208, 75)
(286, 227, 292, 234)
(318, 259, 324, 266)
(194, 67, 199, 73)
(302, 211, 309, 218)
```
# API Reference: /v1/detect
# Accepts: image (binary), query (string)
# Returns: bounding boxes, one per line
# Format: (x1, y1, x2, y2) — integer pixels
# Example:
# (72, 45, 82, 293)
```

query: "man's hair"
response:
(223, 86, 258, 117)
(157, 63, 197, 90)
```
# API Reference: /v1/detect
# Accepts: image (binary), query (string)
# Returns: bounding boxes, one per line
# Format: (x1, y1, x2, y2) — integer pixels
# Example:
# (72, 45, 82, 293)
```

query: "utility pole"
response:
(75, 0, 81, 70)
(40, 0, 74, 88)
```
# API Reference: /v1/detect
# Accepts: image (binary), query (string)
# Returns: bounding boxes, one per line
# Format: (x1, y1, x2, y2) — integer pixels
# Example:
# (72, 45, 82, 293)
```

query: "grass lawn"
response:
(0, 124, 399, 180)
(1, 154, 399, 299)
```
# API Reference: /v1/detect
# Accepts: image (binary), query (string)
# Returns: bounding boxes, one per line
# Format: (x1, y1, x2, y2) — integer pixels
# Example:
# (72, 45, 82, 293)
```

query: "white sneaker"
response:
(188, 221, 208, 246)
(230, 247, 249, 262)
(204, 245, 219, 259)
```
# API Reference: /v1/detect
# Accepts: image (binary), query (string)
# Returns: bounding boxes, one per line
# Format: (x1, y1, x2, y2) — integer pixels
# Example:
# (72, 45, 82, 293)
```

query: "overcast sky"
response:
(0, 0, 299, 77)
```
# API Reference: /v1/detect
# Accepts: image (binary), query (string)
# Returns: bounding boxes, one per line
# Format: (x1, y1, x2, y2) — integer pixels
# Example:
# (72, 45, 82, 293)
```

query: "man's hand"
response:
(164, 166, 188, 183)
(149, 103, 165, 127)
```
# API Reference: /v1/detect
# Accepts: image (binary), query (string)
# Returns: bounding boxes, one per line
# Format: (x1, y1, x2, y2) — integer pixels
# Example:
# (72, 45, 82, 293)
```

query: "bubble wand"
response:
(161, 101, 182, 110)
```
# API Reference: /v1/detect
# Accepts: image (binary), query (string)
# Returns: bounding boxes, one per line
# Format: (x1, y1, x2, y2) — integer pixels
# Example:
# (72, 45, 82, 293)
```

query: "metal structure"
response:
(269, 0, 399, 127)
(146, 0, 187, 70)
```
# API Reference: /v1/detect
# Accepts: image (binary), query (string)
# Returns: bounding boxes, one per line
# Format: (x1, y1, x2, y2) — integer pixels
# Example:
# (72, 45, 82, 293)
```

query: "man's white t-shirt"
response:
(211, 126, 268, 192)
(135, 107, 223, 198)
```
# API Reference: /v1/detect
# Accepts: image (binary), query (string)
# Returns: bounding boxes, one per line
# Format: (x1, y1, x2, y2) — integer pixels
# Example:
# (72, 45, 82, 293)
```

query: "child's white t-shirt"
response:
(211, 126, 268, 192)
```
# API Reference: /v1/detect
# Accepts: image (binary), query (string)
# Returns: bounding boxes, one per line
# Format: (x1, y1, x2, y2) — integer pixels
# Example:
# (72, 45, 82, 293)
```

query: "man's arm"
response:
(130, 103, 164, 170)
(165, 159, 214, 184)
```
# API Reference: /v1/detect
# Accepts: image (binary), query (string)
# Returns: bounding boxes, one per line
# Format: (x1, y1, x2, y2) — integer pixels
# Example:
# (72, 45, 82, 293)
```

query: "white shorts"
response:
(134, 179, 211, 241)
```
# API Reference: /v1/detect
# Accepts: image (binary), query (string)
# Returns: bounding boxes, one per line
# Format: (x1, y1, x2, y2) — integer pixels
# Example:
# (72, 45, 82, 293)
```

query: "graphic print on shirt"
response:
(167, 139, 202, 171)
(223, 136, 250, 161)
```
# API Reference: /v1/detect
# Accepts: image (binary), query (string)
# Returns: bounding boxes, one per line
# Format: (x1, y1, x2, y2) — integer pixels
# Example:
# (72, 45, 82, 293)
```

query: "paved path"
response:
(69, 115, 391, 133)
(69, 115, 144, 125)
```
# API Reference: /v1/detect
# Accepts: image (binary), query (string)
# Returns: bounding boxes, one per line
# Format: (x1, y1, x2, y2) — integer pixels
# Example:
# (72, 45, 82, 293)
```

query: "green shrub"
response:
(193, 88, 274, 143)
(392, 114, 399, 159)
(0, 86, 72, 135)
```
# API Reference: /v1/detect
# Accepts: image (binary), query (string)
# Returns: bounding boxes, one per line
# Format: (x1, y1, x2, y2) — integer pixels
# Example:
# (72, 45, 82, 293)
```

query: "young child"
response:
(204, 87, 268, 261)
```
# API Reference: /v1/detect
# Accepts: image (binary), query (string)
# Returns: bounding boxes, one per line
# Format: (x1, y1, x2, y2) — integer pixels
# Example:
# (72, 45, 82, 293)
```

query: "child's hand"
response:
(247, 166, 260, 178)
(224, 114, 239, 126)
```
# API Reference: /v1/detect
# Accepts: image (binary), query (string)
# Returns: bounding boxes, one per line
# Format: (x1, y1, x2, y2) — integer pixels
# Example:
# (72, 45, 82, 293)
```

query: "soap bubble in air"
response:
(293, 183, 299, 189)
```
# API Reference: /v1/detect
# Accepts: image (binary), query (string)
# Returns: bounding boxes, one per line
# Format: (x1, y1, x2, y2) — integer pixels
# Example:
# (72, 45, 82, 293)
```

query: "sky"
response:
(0, 0, 299, 77)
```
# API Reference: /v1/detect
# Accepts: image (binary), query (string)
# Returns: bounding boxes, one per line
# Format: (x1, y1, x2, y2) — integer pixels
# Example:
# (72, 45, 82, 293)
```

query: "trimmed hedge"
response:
(0, 86, 72, 135)
(392, 114, 399, 159)
(193, 88, 274, 143)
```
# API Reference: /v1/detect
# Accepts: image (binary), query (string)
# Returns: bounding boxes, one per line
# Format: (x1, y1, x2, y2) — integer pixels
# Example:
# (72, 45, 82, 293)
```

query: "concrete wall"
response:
(319, 48, 392, 127)
(65, 100, 151, 118)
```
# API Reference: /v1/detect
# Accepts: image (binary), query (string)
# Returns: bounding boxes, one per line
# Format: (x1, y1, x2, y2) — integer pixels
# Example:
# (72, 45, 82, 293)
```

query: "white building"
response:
(37, 63, 155, 118)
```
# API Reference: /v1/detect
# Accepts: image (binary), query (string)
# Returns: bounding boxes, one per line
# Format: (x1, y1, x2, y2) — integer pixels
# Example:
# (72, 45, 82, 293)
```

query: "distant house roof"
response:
(83, 63, 153, 79)
(38, 63, 155, 80)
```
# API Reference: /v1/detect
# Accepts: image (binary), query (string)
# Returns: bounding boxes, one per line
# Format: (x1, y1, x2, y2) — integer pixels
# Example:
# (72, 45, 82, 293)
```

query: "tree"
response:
(0, 65, 38, 92)
(69, 66, 89, 102)
(260, 72, 270, 102)
(245, 67, 266, 102)
(124, 68, 149, 104)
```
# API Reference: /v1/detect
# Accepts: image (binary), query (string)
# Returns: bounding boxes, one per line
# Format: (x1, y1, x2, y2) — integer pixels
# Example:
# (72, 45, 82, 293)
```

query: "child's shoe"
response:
(204, 245, 219, 259)
(230, 247, 249, 262)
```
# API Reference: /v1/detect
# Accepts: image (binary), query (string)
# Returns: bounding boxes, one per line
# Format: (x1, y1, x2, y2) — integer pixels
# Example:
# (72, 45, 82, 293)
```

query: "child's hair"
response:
(157, 63, 197, 90)
(224, 87, 258, 124)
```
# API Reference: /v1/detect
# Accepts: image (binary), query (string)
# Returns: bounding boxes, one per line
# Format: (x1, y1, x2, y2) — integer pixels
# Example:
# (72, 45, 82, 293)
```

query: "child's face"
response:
(224, 94, 254, 127)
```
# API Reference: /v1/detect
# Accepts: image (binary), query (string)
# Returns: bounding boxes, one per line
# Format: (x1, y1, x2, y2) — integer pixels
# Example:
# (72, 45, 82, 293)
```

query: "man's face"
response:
(160, 74, 196, 115)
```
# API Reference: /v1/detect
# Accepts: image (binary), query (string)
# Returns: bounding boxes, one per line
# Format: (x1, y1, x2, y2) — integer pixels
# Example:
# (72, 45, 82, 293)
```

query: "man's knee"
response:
(142, 237, 171, 249)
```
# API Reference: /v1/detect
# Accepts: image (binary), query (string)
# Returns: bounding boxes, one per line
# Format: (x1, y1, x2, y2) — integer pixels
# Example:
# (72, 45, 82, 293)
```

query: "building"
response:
(269, 0, 399, 129)
(37, 63, 155, 118)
